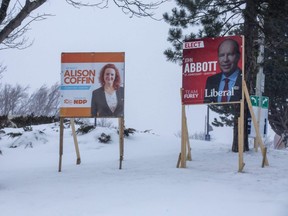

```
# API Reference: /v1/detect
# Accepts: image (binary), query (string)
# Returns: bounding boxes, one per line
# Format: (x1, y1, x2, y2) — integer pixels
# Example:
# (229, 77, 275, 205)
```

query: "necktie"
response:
(221, 78, 229, 102)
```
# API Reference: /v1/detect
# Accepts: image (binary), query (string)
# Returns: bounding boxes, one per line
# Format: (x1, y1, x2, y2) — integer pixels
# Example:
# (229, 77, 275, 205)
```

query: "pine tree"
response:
(163, 0, 287, 151)
(263, 0, 288, 143)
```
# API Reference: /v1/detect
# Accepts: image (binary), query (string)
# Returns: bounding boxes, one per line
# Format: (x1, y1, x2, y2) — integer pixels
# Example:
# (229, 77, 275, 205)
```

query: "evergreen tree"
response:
(263, 0, 288, 143)
(163, 0, 287, 151)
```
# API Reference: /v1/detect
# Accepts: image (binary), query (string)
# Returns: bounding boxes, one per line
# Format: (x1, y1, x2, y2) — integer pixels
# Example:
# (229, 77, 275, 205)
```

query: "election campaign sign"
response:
(182, 36, 244, 105)
(60, 52, 125, 118)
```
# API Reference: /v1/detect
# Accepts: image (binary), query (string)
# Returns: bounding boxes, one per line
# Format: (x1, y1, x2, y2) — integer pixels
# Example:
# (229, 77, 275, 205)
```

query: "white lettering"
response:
(184, 61, 217, 73)
(184, 93, 199, 99)
(183, 41, 204, 49)
(205, 88, 235, 97)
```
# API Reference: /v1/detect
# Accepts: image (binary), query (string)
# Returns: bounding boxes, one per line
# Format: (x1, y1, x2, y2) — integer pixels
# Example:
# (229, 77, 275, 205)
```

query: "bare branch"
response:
(65, 0, 107, 8)
(0, 63, 7, 79)
(0, 0, 48, 49)
(66, 0, 167, 19)
(0, 0, 11, 24)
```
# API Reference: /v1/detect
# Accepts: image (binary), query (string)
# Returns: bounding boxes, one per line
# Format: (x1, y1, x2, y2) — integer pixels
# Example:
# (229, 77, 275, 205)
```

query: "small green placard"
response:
(261, 96, 269, 109)
(250, 95, 259, 107)
(250, 95, 269, 109)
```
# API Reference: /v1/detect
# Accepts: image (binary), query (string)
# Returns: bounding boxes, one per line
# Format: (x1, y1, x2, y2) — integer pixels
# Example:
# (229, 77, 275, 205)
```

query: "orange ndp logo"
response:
(74, 99, 87, 104)
(64, 99, 73, 104)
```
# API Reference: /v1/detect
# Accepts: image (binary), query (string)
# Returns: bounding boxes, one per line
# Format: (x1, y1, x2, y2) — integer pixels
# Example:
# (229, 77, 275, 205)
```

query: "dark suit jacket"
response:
(91, 86, 124, 117)
(204, 71, 242, 103)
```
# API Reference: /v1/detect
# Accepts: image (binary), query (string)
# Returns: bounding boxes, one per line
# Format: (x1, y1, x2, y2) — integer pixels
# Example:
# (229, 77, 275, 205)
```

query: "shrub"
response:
(7, 132, 22, 138)
(76, 124, 95, 135)
(123, 128, 136, 137)
(98, 133, 111, 143)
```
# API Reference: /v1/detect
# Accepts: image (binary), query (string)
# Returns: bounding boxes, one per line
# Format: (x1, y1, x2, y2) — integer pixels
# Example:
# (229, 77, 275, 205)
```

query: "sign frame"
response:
(58, 52, 125, 172)
(182, 36, 243, 105)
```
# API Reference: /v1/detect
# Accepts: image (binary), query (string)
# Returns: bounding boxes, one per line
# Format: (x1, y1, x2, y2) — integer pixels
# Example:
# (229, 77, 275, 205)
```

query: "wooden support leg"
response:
(119, 117, 124, 169)
(58, 118, 64, 172)
(180, 105, 187, 168)
(261, 147, 267, 168)
(243, 81, 269, 166)
(185, 114, 192, 161)
(176, 153, 182, 168)
(238, 115, 245, 172)
(70, 118, 81, 165)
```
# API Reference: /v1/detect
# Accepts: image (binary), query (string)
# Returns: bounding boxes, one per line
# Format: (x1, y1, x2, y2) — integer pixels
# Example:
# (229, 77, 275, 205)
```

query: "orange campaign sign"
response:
(182, 36, 243, 105)
(60, 52, 125, 118)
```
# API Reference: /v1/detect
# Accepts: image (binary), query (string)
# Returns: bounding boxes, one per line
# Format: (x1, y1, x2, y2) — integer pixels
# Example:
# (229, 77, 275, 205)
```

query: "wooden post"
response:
(253, 104, 262, 152)
(261, 147, 267, 168)
(238, 35, 245, 172)
(243, 81, 269, 166)
(176, 153, 182, 168)
(118, 117, 124, 169)
(180, 104, 187, 168)
(185, 113, 192, 161)
(58, 118, 64, 172)
(70, 118, 81, 165)
(238, 99, 245, 172)
(254, 138, 259, 152)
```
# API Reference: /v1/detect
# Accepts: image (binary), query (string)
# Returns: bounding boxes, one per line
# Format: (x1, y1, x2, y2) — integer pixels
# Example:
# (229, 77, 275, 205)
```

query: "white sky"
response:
(1, 1, 225, 137)
(2, 1, 178, 87)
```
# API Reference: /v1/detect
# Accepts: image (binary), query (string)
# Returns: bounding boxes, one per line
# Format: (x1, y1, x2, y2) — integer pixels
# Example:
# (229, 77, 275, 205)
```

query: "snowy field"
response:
(0, 122, 288, 216)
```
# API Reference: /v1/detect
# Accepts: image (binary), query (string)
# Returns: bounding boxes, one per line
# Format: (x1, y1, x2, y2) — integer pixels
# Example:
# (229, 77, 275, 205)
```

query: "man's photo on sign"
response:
(204, 39, 242, 103)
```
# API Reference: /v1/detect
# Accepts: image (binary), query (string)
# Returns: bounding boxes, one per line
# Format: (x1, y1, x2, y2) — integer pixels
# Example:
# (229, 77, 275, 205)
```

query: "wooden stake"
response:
(254, 138, 259, 152)
(184, 111, 192, 161)
(261, 147, 267, 168)
(238, 114, 245, 172)
(243, 81, 269, 166)
(180, 104, 187, 168)
(176, 153, 181, 168)
(118, 117, 124, 169)
(58, 118, 64, 172)
(70, 118, 81, 165)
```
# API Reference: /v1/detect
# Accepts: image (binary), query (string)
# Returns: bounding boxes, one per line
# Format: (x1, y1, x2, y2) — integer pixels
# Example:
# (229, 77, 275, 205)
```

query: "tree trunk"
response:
(233, 0, 259, 152)
(231, 104, 249, 152)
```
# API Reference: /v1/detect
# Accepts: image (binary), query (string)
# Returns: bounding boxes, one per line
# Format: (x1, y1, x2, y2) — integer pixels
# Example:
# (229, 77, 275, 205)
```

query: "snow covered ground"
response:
(0, 122, 287, 216)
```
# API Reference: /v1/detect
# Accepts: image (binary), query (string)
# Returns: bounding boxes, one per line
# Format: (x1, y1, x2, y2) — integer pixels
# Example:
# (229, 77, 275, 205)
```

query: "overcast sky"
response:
(1, 1, 211, 136)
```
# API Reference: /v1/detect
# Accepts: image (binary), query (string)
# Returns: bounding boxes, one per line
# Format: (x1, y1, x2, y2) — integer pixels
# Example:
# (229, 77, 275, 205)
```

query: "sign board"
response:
(60, 52, 125, 118)
(248, 95, 269, 138)
(182, 35, 243, 105)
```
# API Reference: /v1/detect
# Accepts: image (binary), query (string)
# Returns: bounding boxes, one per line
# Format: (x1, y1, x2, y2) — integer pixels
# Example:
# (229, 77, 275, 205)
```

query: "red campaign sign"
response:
(182, 35, 244, 105)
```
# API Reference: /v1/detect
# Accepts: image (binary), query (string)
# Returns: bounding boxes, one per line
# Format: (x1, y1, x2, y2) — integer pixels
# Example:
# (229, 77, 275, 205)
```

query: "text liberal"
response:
(204, 88, 235, 98)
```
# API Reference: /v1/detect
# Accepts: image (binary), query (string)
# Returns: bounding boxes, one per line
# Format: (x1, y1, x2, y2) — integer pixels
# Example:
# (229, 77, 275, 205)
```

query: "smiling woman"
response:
(91, 63, 124, 117)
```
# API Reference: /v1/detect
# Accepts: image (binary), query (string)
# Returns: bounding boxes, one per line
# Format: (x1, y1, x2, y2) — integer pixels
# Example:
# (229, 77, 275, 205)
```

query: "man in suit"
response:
(204, 39, 242, 103)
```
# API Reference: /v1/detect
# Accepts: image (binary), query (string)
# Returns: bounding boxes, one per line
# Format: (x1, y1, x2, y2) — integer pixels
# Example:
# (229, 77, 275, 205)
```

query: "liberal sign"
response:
(182, 36, 244, 105)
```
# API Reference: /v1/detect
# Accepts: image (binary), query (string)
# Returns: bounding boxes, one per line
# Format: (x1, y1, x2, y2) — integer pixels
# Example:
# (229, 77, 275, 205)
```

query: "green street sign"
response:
(250, 95, 269, 109)
(261, 96, 269, 109)
(250, 95, 259, 106)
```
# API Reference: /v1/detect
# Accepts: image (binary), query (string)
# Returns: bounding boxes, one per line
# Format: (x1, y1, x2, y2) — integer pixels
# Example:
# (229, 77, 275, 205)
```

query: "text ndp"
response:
(64, 69, 95, 84)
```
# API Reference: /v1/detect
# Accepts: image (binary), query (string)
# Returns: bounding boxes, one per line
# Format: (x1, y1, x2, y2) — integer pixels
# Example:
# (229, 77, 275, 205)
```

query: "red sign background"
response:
(182, 36, 243, 105)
